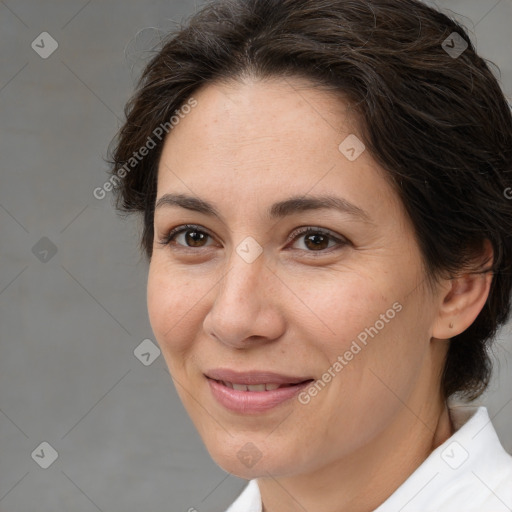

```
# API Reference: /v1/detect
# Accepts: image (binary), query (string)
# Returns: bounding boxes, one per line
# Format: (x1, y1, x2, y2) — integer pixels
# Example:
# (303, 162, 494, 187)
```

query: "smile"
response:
(215, 381, 298, 391)
(205, 369, 314, 413)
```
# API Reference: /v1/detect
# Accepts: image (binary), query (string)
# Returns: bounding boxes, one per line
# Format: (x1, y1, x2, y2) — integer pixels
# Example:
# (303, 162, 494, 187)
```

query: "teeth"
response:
(247, 384, 266, 392)
(218, 380, 285, 392)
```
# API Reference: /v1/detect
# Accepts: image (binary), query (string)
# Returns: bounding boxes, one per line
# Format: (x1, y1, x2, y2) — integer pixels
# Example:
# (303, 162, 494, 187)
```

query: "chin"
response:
(204, 433, 302, 480)
(215, 458, 267, 480)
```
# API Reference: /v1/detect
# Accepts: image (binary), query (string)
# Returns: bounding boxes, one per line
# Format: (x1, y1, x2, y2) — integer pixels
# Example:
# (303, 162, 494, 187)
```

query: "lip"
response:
(205, 368, 314, 414)
(205, 368, 312, 386)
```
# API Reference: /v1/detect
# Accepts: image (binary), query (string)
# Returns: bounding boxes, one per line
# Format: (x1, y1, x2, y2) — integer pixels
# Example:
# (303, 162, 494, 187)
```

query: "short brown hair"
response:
(108, 0, 512, 400)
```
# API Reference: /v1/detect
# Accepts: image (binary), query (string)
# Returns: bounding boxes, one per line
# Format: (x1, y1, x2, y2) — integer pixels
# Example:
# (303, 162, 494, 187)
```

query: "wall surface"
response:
(1, 1, 511, 511)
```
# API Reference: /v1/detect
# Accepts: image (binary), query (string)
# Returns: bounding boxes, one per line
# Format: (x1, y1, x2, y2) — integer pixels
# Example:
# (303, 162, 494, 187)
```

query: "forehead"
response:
(159, 76, 355, 171)
(170, 76, 352, 149)
(155, 77, 400, 223)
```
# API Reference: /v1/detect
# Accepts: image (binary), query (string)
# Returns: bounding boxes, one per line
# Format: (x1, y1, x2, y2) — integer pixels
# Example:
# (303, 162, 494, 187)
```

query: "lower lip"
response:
(207, 378, 312, 414)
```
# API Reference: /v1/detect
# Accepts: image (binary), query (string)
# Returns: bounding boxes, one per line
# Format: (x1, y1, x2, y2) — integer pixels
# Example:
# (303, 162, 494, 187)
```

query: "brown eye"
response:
(303, 232, 330, 251)
(289, 227, 348, 253)
(160, 224, 215, 248)
(183, 229, 209, 247)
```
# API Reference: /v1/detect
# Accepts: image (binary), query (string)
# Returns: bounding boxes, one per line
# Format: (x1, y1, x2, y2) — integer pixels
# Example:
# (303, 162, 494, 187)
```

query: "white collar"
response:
(225, 406, 512, 512)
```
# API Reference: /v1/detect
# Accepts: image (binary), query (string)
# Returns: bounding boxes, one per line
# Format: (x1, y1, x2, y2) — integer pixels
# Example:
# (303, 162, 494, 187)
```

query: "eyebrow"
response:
(155, 193, 371, 222)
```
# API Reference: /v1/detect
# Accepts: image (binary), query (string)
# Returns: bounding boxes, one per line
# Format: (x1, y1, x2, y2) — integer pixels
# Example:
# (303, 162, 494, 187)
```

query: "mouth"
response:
(210, 380, 307, 392)
(205, 369, 314, 413)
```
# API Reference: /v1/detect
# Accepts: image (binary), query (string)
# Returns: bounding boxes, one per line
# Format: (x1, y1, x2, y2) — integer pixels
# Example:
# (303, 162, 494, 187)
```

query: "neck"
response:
(258, 397, 454, 512)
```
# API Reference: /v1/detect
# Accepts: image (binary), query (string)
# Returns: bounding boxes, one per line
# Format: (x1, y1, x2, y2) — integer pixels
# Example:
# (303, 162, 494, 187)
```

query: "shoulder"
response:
(223, 407, 512, 512)
(376, 406, 512, 511)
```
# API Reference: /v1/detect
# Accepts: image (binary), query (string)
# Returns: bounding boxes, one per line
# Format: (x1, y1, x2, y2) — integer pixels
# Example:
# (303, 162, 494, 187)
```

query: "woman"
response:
(108, 0, 512, 510)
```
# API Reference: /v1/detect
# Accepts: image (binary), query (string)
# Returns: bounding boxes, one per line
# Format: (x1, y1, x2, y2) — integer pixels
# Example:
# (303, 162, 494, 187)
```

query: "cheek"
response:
(147, 261, 208, 356)
(302, 271, 397, 349)
(303, 269, 430, 405)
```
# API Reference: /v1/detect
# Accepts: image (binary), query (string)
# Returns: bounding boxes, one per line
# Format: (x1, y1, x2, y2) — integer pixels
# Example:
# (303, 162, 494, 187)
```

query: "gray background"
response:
(0, 1, 511, 511)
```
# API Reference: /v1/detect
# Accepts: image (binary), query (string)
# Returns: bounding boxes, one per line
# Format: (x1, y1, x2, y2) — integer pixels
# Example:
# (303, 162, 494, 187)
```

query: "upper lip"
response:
(205, 368, 313, 385)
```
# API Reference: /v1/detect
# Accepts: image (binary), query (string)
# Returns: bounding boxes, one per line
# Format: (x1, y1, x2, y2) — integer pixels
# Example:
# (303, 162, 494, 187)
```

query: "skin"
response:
(147, 76, 493, 512)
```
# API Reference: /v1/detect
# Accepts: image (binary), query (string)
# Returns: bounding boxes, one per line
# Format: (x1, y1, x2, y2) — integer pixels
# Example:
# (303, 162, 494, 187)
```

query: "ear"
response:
(432, 240, 493, 340)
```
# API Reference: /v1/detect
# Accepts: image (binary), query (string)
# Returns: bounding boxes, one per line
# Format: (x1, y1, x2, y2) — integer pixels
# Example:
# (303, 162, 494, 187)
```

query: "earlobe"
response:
(432, 241, 493, 340)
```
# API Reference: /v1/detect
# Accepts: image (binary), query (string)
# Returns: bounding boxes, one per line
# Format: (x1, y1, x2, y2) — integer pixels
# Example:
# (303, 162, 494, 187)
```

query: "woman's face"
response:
(147, 77, 448, 478)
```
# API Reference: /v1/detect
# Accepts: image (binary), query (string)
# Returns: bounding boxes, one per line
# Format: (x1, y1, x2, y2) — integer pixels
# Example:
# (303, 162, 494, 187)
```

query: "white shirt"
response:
(225, 406, 512, 511)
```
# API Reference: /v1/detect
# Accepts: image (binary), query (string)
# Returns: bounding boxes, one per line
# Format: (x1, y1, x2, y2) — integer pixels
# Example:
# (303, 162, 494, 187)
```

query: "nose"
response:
(202, 249, 286, 349)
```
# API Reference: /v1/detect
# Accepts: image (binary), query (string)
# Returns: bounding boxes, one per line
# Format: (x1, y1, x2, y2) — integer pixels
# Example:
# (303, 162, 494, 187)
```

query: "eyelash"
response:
(157, 224, 349, 255)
